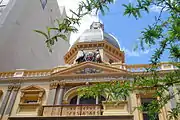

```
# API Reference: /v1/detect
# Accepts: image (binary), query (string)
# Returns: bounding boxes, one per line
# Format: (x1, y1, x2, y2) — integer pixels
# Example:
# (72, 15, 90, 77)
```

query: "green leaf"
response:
(34, 30, 49, 39)
(56, 34, 68, 41)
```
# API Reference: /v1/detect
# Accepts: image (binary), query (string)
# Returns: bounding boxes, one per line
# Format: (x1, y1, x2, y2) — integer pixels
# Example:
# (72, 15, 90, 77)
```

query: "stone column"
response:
(57, 85, 65, 105)
(96, 96, 99, 104)
(0, 85, 13, 119)
(5, 85, 20, 115)
(47, 81, 58, 105)
(55, 82, 65, 105)
(76, 96, 80, 105)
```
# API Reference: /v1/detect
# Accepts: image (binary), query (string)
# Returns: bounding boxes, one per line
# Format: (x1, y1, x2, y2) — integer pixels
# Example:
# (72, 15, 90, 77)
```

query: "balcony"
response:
(9, 104, 134, 120)
(42, 104, 102, 116)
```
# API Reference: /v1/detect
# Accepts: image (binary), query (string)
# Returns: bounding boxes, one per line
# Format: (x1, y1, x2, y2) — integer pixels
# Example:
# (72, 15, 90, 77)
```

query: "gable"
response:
(21, 85, 44, 92)
(52, 62, 126, 76)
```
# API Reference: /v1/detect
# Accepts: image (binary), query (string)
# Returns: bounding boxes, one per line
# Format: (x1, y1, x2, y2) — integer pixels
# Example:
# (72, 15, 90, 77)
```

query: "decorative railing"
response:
(126, 63, 177, 72)
(42, 104, 102, 116)
(0, 62, 177, 79)
(0, 70, 51, 79)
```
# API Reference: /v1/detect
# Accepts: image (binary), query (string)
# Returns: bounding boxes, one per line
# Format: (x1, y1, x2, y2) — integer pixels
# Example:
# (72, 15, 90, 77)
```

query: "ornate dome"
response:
(74, 22, 120, 49)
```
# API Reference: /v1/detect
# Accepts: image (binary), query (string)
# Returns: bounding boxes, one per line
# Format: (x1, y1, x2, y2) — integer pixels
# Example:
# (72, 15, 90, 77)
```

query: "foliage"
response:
(0, 0, 6, 8)
(34, 18, 78, 52)
(78, 81, 132, 101)
(35, 0, 180, 119)
(134, 69, 180, 120)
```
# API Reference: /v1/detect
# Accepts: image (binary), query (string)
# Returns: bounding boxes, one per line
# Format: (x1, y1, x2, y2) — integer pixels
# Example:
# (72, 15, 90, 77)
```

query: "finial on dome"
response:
(90, 22, 104, 31)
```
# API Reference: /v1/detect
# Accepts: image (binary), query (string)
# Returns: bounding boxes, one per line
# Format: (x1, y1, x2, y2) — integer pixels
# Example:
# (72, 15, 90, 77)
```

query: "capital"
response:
(59, 82, 66, 87)
(50, 81, 58, 89)
(13, 85, 21, 91)
(8, 85, 14, 91)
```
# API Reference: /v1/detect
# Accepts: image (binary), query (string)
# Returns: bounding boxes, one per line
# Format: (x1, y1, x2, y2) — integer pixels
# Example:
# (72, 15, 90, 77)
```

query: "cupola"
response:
(64, 22, 125, 64)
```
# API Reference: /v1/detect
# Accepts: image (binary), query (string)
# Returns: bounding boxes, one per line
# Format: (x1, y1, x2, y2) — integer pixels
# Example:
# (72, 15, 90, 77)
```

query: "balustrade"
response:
(42, 104, 102, 116)
(0, 62, 177, 79)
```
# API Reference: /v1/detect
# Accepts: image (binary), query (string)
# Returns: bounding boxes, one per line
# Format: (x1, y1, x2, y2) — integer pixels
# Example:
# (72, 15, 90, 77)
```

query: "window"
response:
(23, 93, 39, 103)
(70, 96, 77, 104)
(18, 85, 45, 115)
(19, 85, 44, 105)
(70, 95, 105, 105)
(80, 97, 96, 104)
(141, 98, 159, 120)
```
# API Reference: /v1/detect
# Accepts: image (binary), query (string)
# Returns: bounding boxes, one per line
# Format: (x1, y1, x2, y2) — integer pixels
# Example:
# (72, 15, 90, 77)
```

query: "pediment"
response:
(52, 62, 126, 76)
(21, 85, 44, 92)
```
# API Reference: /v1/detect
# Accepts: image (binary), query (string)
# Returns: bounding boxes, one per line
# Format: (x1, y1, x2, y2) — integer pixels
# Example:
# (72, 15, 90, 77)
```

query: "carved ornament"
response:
(20, 85, 45, 104)
(50, 82, 59, 89)
(76, 49, 102, 64)
(75, 67, 102, 74)
(13, 85, 21, 91)
(59, 82, 66, 87)
(8, 85, 14, 91)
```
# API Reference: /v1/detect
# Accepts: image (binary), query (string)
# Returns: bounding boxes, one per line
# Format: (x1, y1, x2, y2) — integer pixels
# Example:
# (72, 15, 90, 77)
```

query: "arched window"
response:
(70, 96, 77, 104)
(70, 95, 105, 105)
(80, 97, 96, 104)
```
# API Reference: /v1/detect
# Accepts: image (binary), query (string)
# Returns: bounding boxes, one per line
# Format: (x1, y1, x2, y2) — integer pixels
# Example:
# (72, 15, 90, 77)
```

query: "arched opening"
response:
(98, 96, 106, 104)
(70, 96, 77, 104)
(80, 97, 96, 104)
(70, 95, 106, 105)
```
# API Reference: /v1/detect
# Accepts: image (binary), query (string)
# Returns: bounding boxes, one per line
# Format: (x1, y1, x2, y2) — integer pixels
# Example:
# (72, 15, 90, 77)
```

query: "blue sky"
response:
(99, 0, 169, 64)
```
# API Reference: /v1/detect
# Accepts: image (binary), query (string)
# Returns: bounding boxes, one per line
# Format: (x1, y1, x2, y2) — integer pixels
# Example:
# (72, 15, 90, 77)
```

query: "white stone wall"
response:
(0, 0, 70, 71)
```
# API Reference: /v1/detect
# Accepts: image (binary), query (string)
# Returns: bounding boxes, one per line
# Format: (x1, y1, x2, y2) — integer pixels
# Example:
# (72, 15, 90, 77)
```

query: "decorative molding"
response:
(21, 85, 45, 92)
(8, 85, 14, 91)
(13, 85, 21, 91)
(59, 82, 66, 87)
(20, 85, 45, 105)
(52, 62, 126, 76)
(75, 67, 102, 74)
(50, 81, 59, 89)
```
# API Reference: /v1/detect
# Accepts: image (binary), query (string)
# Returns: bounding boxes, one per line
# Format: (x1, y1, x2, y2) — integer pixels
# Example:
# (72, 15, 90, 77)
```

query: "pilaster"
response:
(57, 82, 65, 105)
(5, 84, 20, 115)
(47, 81, 58, 105)
(0, 85, 13, 119)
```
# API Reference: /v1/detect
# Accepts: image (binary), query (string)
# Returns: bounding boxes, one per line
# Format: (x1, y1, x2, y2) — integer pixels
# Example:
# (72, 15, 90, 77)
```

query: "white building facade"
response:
(0, 0, 70, 71)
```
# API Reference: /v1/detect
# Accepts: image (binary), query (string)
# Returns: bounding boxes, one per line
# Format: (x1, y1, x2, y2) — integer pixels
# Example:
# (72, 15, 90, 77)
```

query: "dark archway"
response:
(70, 96, 78, 104)
(80, 97, 96, 104)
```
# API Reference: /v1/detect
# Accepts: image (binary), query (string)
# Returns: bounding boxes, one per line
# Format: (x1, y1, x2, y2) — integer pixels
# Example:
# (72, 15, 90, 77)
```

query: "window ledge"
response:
(19, 103, 40, 106)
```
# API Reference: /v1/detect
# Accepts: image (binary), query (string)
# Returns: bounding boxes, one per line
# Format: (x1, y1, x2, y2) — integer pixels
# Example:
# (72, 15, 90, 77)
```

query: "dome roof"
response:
(74, 22, 120, 49)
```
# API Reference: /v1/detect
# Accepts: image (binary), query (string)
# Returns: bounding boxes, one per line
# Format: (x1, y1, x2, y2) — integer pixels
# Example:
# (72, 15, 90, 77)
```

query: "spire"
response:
(90, 9, 104, 30)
